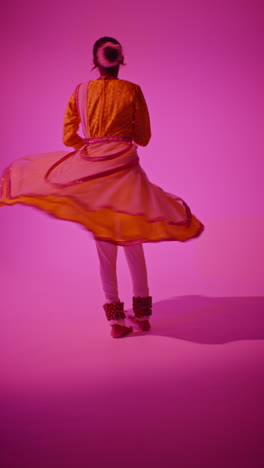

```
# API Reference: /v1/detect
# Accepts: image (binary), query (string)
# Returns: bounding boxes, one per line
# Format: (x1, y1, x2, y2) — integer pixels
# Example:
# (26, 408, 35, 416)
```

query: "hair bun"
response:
(96, 42, 123, 68)
(104, 46, 119, 62)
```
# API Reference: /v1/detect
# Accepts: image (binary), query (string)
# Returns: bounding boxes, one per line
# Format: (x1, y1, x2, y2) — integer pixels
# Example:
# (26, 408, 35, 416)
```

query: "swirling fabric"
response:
(0, 79, 204, 245)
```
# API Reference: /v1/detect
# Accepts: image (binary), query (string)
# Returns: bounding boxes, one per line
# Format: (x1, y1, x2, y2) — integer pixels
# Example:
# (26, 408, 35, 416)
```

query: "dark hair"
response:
(93, 36, 123, 74)
(104, 46, 119, 63)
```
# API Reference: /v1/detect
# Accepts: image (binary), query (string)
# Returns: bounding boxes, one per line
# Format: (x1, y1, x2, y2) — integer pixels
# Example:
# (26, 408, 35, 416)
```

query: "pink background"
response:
(1, 1, 264, 467)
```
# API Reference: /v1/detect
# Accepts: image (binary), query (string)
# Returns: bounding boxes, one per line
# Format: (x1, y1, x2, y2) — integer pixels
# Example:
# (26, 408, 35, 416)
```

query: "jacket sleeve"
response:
(63, 91, 84, 150)
(132, 85, 151, 147)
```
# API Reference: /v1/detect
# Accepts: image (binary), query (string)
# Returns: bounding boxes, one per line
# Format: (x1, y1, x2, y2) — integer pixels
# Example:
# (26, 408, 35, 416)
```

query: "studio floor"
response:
(1, 0, 264, 465)
(1, 279, 264, 468)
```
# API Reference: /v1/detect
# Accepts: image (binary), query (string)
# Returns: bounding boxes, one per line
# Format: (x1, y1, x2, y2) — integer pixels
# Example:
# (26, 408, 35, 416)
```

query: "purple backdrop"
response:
(1, 1, 264, 467)
(1, 0, 263, 300)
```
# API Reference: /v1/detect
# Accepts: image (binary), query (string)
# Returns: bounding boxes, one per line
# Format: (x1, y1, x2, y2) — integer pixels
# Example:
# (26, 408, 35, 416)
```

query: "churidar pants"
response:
(96, 240, 149, 303)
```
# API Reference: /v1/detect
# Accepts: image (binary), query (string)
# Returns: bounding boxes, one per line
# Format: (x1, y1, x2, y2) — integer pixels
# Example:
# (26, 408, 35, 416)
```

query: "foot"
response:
(111, 324, 133, 338)
(128, 315, 151, 332)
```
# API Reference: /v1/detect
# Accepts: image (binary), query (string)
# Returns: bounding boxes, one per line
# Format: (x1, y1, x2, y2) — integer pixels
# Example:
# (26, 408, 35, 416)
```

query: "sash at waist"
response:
(83, 136, 132, 145)
(44, 137, 138, 187)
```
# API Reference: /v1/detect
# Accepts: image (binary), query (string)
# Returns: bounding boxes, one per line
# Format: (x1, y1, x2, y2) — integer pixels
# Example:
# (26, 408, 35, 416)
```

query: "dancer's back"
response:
(63, 79, 151, 149)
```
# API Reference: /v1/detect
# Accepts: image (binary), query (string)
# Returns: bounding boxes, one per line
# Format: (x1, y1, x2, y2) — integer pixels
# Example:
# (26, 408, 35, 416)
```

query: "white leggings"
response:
(96, 240, 149, 303)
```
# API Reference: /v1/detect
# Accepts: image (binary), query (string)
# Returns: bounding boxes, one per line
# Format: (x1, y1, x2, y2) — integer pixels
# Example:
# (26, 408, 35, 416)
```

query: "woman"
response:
(0, 37, 204, 338)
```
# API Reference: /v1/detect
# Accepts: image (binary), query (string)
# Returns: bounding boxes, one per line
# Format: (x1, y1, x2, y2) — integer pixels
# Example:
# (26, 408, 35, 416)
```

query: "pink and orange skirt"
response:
(0, 137, 204, 245)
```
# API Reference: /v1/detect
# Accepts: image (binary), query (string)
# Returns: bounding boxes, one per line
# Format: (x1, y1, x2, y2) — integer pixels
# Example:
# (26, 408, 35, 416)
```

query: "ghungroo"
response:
(133, 296, 152, 319)
(103, 302, 126, 322)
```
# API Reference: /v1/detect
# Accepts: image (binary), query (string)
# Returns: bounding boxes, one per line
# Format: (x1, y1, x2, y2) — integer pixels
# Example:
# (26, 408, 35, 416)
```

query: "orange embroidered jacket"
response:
(63, 79, 151, 150)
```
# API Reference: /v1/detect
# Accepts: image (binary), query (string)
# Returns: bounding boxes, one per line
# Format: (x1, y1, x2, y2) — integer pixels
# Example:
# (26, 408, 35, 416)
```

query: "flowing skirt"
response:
(0, 139, 204, 245)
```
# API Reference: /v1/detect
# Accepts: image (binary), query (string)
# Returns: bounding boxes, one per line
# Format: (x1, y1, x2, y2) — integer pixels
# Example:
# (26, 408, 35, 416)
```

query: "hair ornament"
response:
(96, 42, 123, 68)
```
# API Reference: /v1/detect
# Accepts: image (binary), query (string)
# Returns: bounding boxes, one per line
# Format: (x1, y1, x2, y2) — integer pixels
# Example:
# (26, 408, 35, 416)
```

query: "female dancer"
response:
(0, 37, 204, 338)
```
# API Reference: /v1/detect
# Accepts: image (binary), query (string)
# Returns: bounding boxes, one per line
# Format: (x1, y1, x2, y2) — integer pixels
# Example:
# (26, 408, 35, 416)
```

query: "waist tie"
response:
(83, 136, 132, 145)
(45, 136, 137, 187)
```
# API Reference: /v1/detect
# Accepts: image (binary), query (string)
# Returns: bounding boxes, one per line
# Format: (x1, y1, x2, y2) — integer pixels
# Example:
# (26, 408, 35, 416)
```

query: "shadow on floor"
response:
(2, 295, 264, 468)
(129, 295, 264, 344)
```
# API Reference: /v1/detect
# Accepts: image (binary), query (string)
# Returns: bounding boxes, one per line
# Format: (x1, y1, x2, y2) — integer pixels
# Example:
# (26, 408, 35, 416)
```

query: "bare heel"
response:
(111, 324, 133, 338)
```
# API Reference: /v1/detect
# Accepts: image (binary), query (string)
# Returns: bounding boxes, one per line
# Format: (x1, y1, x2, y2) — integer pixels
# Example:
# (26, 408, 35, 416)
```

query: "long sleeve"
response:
(133, 85, 151, 147)
(63, 92, 84, 150)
